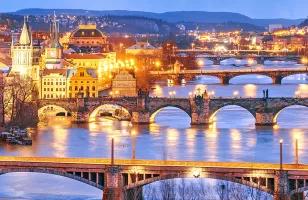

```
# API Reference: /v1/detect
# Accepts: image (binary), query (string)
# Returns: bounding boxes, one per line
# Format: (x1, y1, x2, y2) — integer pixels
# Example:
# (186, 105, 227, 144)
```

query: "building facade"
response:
(68, 67, 98, 98)
(112, 71, 137, 97)
(40, 69, 69, 99)
(69, 24, 109, 53)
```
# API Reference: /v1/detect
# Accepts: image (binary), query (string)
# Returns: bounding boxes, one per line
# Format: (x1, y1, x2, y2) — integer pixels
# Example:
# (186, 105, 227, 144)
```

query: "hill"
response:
(12, 9, 303, 27)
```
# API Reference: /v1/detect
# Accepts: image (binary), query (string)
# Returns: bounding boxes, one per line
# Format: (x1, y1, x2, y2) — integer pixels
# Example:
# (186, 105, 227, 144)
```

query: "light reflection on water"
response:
(0, 63, 307, 199)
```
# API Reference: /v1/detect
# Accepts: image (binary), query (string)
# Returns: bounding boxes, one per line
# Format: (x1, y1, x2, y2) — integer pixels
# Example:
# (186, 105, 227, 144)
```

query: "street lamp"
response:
(295, 137, 299, 165)
(280, 139, 283, 170)
(111, 138, 115, 165)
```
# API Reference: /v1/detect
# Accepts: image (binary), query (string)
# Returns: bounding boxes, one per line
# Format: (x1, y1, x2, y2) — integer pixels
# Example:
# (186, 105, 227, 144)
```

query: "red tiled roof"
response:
(42, 69, 67, 76)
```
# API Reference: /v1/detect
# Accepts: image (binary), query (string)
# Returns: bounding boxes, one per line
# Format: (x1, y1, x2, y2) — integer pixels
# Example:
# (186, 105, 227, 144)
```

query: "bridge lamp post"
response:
(280, 139, 283, 171)
(111, 138, 115, 166)
(295, 138, 299, 166)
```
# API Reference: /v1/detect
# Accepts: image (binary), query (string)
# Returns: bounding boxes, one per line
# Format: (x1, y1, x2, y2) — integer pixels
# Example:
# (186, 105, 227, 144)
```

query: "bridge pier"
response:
(131, 111, 150, 124)
(255, 112, 276, 126)
(102, 166, 124, 200)
(212, 59, 221, 65)
(220, 76, 230, 85)
(190, 93, 210, 126)
(274, 171, 290, 200)
(71, 111, 89, 123)
(273, 76, 283, 84)
(256, 57, 265, 65)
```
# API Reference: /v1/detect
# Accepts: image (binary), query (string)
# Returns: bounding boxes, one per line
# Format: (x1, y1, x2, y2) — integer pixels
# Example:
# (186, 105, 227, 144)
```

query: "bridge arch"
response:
(228, 74, 273, 84)
(38, 105, 71, 121)
(150, 105, 191, 123)
(89, 104, 131, 122)
(274, 104, 308, 125)
(0, 168, 103, 190)
(281, 73, 308, 83)
(209, 104, 256, 124)
(125, 172, 272, 195)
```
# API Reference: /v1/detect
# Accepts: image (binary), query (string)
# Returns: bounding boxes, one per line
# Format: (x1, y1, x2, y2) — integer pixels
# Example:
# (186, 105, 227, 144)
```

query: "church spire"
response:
(50, 12, 61, 48)
(19, 16, 32, 45)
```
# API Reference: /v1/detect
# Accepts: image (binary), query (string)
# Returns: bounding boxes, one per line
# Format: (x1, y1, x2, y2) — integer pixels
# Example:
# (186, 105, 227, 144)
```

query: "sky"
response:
(0, 0, 307, 19)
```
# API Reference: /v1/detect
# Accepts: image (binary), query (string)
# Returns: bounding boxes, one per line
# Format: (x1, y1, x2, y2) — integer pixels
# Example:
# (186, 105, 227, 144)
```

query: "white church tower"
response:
(10, 16, 34, 77)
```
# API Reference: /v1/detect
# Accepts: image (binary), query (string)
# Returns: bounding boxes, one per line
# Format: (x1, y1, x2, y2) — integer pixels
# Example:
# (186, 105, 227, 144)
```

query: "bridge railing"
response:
(2, 156, 308, 171)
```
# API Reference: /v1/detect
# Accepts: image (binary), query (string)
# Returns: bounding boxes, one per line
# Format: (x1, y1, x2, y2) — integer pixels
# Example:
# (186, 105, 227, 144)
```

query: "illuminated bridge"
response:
(176, 49, 302, 65)
(149, 67, 308, 84)
(32, 94, 308, 127)
(0, 156, 308, 200)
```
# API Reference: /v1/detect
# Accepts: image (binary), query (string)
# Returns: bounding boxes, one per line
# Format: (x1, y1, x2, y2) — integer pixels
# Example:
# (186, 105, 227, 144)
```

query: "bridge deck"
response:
(150, 67, 308, 75)
(1, 156, 308, 171)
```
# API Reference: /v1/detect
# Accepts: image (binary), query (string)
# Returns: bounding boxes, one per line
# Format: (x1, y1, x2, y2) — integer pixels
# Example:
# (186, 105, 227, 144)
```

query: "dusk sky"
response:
(1, 0, 307, 19)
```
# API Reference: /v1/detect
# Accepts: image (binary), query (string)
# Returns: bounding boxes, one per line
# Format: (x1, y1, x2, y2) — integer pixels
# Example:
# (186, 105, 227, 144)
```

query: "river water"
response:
(0, 60, 307, 199)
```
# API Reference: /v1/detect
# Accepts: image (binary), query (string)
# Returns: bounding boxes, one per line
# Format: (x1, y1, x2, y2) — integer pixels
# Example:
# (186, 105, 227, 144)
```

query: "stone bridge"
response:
(176, 50, 303, 65)
(1, 156, 308, 200)
(149, 67, 308, 84)
(34, 95, 308, 127)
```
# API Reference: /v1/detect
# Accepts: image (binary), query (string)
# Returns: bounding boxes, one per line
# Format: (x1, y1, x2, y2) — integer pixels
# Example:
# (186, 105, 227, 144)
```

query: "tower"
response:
(45, 12, 63, 69)
(10, 16, 34, 77)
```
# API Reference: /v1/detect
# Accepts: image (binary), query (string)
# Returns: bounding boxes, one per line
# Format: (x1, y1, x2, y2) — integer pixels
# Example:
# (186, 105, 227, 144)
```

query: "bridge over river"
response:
(176, 50, 303, 65)
(0, 156, 307, 200)
(149, 67, 308, 85)
(31, 94, 308, 127)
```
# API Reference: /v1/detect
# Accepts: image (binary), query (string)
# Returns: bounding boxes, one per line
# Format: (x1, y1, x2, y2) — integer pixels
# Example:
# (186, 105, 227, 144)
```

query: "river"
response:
(0, 60, 307, 199)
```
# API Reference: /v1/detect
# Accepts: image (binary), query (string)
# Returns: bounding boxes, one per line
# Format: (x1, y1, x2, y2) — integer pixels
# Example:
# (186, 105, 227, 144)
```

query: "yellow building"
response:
(40, 69, 69, 99)
(68, 67, 98, 98)
(64, 53, 116, 70)
(64, 52, 116, 90)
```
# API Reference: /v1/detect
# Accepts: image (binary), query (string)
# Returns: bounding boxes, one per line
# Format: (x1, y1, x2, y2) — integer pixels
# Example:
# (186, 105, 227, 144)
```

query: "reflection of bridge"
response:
(1, 156, 308, 200)
(149, 68, 308, 84)
(33, 95, 308, 127)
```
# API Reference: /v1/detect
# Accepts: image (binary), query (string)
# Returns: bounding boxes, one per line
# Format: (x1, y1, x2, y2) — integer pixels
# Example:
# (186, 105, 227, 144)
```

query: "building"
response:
(64, 53, 116, 70)
(40, 69, 69, 99)
(44, 15, 64, 69)
(69, 24, 109, 53)
(68, 67, 98, 98)
(112, 71, 137, 97)
(64, 52, 116, 90)
(126, 42, 161, 56)
(10, 17, 41, 80)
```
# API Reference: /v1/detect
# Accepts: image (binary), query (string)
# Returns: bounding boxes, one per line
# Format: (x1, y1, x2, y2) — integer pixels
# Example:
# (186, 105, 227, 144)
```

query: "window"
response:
(92, 86, 95, 91)
(80, 72, 84, 77)
(75, 86, 78, 91)
(92, 93, 95, 97)
(44, 88, 46, 91)
(51, 88, 53, 92)
(69, 86, 72, 91)
(80, 86, 84, 91)
(86, 86, 90, 91)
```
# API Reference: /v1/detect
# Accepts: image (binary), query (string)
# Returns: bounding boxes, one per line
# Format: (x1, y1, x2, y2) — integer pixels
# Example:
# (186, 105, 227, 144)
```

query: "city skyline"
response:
(1, 0, 308, 19)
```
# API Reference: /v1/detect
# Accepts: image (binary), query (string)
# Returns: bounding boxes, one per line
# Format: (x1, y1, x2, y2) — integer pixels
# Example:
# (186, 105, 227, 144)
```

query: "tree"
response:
(3, 75, 38, 127)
